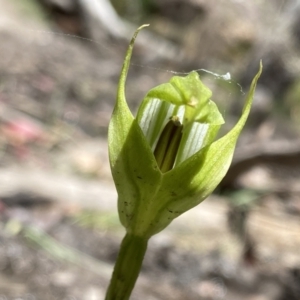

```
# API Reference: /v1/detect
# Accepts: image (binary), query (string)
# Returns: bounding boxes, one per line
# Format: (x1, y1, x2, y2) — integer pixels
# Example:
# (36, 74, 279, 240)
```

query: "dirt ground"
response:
(0, 1, 300, 299)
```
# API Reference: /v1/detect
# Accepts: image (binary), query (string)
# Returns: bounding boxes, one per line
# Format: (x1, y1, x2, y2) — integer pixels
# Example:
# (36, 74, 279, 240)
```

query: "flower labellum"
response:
(108, 25, 262, 238)
(153, 116, 183, 173)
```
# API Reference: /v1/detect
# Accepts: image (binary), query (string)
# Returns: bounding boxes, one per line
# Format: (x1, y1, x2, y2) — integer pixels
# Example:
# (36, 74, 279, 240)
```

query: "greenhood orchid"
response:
(108, 24, 262, 238)
(106, 24, 262, 300)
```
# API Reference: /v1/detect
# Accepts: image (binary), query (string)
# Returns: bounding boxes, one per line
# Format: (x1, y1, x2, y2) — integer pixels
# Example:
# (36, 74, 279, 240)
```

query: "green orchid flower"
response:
(105, 24, 262, 300)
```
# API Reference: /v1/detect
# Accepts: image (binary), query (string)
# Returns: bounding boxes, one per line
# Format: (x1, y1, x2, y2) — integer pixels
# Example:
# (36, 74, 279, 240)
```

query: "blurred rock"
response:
(151, 0, 207, 24)
(42, 0, 77, 12)
(39, 0, 83, 34)
(83, 286, 105, 300)
(194, 278, 226, 299)
(279, 267, 300, 300)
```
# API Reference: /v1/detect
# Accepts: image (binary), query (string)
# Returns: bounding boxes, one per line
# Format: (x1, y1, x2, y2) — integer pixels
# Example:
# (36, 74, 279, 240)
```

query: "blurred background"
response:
(0, 0, 300, 299)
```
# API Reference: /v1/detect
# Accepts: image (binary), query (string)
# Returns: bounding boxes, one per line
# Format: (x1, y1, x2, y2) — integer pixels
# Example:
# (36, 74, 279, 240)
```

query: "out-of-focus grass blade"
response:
(23, 225, 112, 278)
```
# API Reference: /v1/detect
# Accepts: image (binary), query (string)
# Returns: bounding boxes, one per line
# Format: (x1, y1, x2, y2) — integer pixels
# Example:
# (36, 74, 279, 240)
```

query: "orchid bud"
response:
(108, 25, 262, 238)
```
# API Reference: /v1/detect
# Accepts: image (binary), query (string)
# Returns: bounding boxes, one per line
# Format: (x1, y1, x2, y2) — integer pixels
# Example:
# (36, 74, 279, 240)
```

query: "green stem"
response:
(105, 233, 148, 300)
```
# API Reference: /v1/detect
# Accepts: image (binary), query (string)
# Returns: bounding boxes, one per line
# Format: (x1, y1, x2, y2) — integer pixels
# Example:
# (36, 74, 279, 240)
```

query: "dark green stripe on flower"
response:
(154, 117, 183, 173)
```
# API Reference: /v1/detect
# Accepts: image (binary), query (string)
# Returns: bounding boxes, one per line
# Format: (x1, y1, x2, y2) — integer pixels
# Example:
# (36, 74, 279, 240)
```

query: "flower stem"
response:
(105, 233, 148, 300)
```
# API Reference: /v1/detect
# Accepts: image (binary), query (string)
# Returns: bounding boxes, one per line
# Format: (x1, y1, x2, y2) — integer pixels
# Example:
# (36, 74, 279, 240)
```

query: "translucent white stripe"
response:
(138, 99, 175, 150)
(175, 123, 209, 166)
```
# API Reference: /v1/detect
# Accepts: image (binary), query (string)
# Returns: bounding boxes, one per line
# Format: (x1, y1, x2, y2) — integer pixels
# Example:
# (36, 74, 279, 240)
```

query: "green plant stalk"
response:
(105, 233, 148, 300)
